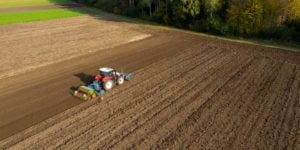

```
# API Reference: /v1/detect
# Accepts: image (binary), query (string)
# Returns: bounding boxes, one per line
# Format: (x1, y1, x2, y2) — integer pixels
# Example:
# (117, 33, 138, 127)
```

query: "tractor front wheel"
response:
(104, 80, 114, 90)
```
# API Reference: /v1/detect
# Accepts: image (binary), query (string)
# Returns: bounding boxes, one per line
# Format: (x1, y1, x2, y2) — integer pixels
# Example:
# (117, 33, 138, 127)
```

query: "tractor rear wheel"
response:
(74, 90, 78, 96)
(117, 77, 124, 85)
(104, 80, 114, 90)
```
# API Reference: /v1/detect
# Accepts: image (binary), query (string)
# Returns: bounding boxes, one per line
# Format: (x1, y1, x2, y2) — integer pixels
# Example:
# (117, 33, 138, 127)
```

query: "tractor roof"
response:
(99, 67, 113, 72)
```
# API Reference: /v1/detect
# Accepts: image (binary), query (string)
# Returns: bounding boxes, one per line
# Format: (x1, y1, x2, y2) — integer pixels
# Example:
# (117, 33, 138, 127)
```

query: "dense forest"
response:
(76, 0, 300, 44)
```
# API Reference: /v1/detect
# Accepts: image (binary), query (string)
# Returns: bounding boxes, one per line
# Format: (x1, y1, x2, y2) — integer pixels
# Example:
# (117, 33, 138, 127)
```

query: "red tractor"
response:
(95, 67, 132, 90)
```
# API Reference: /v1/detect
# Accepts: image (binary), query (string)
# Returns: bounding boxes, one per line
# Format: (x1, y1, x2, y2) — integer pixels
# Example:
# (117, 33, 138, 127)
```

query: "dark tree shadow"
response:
(49, 0, 77, 4)
(49, 0, 83, 8)
(47, 0, 157, 25)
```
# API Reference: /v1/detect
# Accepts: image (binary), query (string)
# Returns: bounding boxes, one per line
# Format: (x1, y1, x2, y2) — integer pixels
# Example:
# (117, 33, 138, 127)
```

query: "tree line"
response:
(76, 0, 300, 43)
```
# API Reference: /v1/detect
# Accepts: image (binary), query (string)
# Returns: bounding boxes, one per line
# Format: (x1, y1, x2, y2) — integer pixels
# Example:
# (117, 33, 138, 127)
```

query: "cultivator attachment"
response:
(123, 73, 133, 81)
(73, 84, 105, 100)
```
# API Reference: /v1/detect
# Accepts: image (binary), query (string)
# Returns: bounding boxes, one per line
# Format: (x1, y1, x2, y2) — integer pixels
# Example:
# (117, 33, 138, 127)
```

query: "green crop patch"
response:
(0, 9, 82, 25)
(0, 0, 72, 8)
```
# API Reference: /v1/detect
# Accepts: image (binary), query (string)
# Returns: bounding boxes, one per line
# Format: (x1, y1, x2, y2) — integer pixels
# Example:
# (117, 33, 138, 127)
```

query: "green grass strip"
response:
(0, 0, 71, 8)
(0, 9, 82, 25)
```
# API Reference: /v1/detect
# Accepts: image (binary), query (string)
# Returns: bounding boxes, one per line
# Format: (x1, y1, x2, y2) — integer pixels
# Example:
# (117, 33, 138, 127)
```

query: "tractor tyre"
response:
(117, 77, 125, 85)
(74, 90, 78, 96)
(104, 80, 114, 90)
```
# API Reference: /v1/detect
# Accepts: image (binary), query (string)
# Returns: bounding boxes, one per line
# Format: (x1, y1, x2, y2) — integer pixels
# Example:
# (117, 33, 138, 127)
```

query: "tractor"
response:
(95, 67, 132, 90)
(73, 67, 133, 100)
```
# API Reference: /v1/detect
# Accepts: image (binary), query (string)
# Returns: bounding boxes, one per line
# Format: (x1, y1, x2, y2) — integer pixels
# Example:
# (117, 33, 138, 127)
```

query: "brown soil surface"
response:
(0, 17, 300, 149)
(0, 16, 151, 79)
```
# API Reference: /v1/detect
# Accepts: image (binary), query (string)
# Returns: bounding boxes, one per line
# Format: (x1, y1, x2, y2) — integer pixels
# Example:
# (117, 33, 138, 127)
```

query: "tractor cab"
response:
(95, 67, 116, 82)
(99, 67, 115, 77)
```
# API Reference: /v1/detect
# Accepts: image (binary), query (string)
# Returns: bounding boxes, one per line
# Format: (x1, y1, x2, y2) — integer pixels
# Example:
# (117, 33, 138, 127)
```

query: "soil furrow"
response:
(144, 56, 254, 149)
(223, 63, 286, 150)
(219, 63, 283, 149)
(276, 67, 300, 149)
(0, 34, 187, 147)
(245, 63, 297, 149)
(60, 47, 228, 149)
(10, 45, 221, 149)
(168, 58, 271, 149)
(152, 57, 262, 150)
(0, 35, 184, 145)
(112, 57, 254, 149)
(187, 59, 282, 150)
(93, 52, 246, 149)
(270, 65, 298, 149)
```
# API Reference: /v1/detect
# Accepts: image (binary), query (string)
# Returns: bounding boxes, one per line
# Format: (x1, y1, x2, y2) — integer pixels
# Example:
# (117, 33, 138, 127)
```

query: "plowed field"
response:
(0, 16, 150, 79)
(1, 28, 299, 149)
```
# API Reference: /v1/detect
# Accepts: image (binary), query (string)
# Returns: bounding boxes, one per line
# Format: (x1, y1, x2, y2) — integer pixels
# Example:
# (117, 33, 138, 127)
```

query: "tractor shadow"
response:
(71, 72, 95, 91)
(74, 72, 95, 84)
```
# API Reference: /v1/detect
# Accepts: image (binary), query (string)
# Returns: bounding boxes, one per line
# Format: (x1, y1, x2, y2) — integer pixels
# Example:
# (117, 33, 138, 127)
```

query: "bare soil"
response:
(0, 16, 151, 79)
(0, 15, 300, 149)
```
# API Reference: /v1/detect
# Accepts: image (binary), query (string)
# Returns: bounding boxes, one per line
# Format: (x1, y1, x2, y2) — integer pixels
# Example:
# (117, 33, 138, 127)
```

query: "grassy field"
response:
(0, 0, 72, 8)
(0, 0, 82, 25)
(0, 9, 82, 25)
